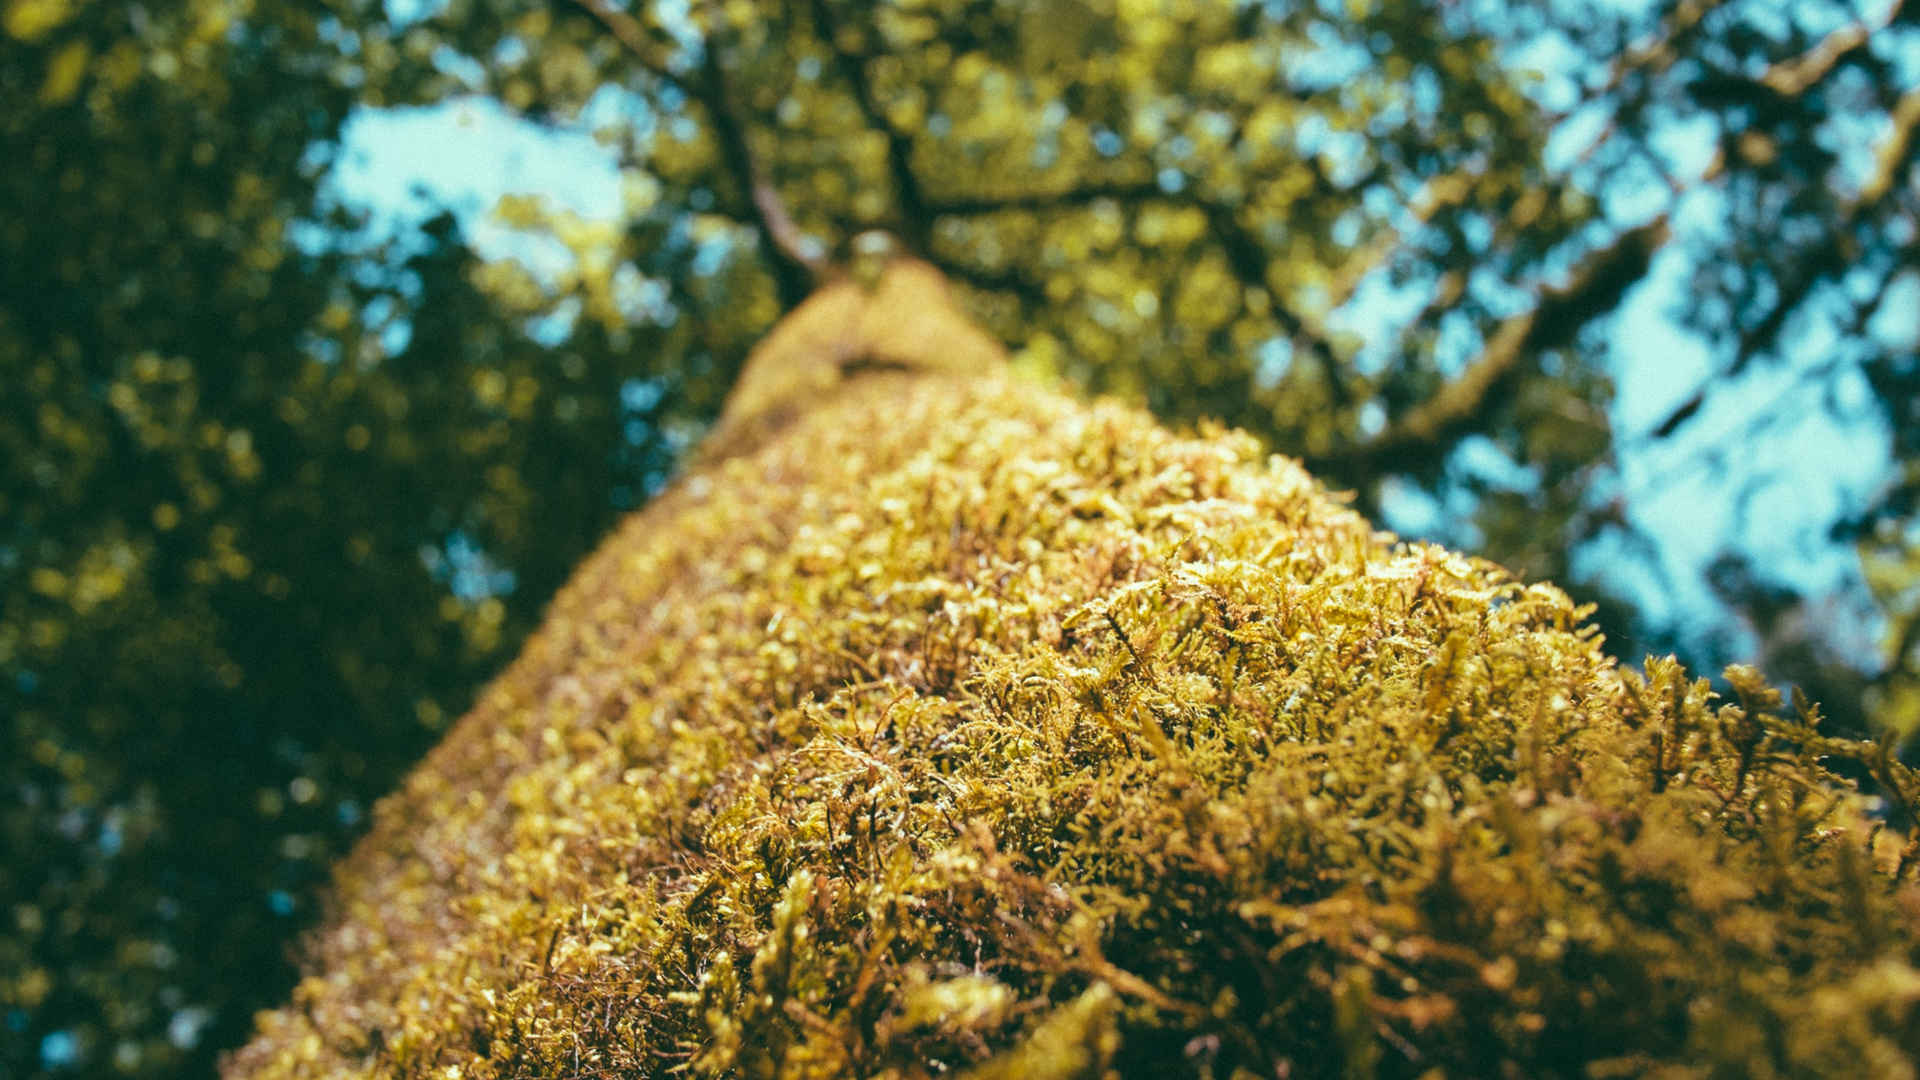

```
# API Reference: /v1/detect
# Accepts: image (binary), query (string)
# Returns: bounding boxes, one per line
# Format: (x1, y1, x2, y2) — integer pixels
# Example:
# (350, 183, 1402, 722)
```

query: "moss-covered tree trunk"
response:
(227, 262, 1918, 1080)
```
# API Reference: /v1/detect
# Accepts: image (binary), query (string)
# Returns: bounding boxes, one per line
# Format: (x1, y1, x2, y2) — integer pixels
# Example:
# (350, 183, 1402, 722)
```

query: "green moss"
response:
(227, 265, 1919, 1079)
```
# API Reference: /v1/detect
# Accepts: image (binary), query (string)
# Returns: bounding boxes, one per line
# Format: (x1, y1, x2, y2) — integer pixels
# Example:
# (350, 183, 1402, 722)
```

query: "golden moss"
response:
(226, 263, 1920, 1079)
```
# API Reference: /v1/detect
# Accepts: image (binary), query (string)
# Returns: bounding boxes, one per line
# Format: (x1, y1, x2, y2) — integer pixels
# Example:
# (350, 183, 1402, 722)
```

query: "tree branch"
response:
(915, 171, 1352, 401)
(1319, 0, 1735, 320)
(1600, 0, 1730, 93)
(805, 0, 934, 255)
(1321, 215, 1670, 472)
(1322, 169, 1479, 314)
(936, 260, 1048, 308)
(1644, 77, 1919, 443)
(571, 0, 828, 308)
(567, 0, 681, 82)
(1196, 199, 1353, 407)
(921, 179, 1166, 216)
(1760, 0, 1905, 98)
(1861, 83, 1920, 210)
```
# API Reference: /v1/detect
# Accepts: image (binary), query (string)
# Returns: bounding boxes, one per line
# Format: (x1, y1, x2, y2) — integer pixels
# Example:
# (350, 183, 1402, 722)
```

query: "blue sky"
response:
(321, 96, 624, 277)
(318, 81, 1903, 668)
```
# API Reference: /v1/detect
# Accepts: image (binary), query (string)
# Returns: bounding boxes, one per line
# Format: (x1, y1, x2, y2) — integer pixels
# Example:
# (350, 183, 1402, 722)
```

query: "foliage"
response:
(1, 4, 688, 1075)
(5, 0, 1918, 1076)
(228, 266, 1920, 1079)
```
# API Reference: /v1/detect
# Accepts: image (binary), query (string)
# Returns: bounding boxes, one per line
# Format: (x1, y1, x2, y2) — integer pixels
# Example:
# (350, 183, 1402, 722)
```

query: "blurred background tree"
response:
(1, 0, 1915, 1076)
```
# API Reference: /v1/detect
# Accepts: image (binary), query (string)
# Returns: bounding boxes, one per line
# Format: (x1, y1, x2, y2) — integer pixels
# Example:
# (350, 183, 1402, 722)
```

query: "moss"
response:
(226, 263, 1920, 1079)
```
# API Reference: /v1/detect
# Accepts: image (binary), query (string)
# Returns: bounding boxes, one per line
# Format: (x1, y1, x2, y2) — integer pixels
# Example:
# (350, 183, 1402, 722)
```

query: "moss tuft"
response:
(226, 264, 1919, 1079)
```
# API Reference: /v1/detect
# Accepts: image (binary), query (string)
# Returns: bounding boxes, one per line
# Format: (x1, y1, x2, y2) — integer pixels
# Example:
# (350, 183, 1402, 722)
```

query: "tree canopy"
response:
(2, 0, 1917, 1077)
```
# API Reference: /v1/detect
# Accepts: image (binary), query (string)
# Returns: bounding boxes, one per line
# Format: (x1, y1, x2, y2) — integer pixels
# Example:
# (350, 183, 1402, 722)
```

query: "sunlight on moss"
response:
(228, 264, 1919, 1079)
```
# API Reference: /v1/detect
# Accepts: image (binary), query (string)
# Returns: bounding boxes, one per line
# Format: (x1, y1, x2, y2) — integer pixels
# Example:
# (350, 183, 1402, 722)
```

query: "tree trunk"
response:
(226, 262, 1918, 1080)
